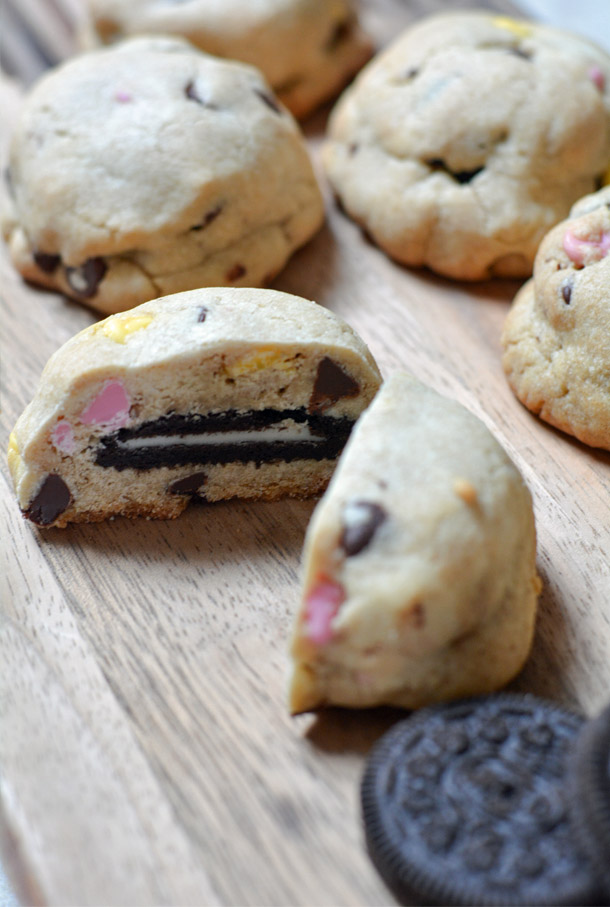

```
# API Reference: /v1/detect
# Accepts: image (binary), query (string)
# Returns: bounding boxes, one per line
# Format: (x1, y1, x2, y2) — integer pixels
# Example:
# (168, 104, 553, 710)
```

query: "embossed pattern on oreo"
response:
(361, 695, 603, 906)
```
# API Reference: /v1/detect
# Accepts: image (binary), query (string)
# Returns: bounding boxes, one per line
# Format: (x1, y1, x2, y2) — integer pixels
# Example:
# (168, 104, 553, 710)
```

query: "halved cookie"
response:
(289, 373, 540, 712)
(8, 288, 381, 527)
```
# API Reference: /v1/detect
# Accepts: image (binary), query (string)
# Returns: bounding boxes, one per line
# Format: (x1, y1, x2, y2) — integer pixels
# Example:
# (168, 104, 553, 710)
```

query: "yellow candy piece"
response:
(492, 16, 533, 39)
(102, 313, 154, 344)
(603, 164, 610, 187)
(225, 347, 296, 378)
(7, 431, 22, 474)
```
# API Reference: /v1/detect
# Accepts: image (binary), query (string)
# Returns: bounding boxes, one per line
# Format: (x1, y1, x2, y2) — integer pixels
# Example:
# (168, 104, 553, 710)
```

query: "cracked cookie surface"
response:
(81, 0, 372, 120)
(2, 36, 324, 314)
(502, 185, 610, 450)
(323, 12, 610, 280)
(8, 287, 382, 527)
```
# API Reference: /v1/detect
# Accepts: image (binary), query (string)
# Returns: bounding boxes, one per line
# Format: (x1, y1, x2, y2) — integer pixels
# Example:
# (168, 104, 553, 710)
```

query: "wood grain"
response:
(1, 1, 609, 905)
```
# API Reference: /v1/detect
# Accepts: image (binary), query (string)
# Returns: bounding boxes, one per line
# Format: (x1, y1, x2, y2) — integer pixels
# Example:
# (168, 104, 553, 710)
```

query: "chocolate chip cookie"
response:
(289, 373, 540, 713)
(323, 12, 610, 280)
(2, 37, 324, 314)
(81, 0, 372, 119)
(502, 186, 610, 450)
(8, 287, 382, 527)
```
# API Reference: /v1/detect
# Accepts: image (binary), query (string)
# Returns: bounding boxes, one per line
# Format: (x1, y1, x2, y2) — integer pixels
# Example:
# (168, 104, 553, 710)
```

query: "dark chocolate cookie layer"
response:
(96, 408, 354, 470)
(361, 694, 603, 906)
(568, 702, 610, 896)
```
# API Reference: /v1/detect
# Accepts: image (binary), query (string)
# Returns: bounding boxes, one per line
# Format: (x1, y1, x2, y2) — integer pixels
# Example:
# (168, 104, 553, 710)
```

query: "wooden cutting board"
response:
(1, 1, 609, 904)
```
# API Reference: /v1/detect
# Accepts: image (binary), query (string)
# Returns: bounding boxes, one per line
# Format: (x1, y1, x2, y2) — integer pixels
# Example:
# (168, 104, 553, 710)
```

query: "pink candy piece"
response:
(304, 577, 345, 645)
(563, 229, 610, 266)
(51, 420, 76, 455)
(115, 91, 133, 103)
(80, 380, 130, 429)
(588, 65, 605, 92)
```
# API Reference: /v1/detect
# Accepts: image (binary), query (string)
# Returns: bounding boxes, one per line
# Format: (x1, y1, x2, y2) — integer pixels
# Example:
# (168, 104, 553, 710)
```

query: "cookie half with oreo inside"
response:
(7, 288, 381, 527)
(289, 373, 541, 713)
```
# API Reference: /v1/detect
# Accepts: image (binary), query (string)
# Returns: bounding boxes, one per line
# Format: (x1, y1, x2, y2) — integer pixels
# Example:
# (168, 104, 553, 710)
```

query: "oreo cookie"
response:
(568, 702, 610, 897)
(361, 694, 604, 906)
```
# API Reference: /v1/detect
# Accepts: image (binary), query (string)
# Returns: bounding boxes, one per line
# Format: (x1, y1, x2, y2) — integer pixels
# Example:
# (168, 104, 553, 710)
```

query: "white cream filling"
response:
(117, 420, 321, 450)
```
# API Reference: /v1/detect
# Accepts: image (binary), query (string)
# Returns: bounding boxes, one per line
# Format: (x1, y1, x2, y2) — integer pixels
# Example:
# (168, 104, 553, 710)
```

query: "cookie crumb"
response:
(226, 263, 246, 282)
(399, 601, 426, 629)
(453, 477, 478, 506)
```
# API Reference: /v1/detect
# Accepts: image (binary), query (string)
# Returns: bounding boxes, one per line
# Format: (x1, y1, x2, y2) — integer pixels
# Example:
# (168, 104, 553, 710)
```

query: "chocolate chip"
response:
(168, 472, 207, 496)
(65, 257, 107, 298)
(197, 306, 207, 322)
(561, 280, 573, 305)
(348, 143, 359, 156)
(309, 357, 360, 412)
(426, 158, 484, 184)
(185, 81, 217, 108)
(190, 204, 222, 231)
(403, 67, 419, 80)
(274, 75, 303, 95)
(254, 88, 282, 115)
(226, 263, 246, 282)
(409, 602, 426, 629)
(506, 46, 533, 60)
(341, 501, 387, 556)
(33, 251, 61, 274)
(325, 18, 352, 52)
(25, 474, 71, 526)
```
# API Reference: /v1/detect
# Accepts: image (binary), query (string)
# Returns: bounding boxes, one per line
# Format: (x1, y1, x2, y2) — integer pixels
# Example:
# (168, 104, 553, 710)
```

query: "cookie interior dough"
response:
(323, 12, 610, 280)
(1, 36, 325, 314)
(502, 185, 610, 449)
(8, 287, 382, 528)
(81, 0, 372, 119)
(289, 373, 541, 712)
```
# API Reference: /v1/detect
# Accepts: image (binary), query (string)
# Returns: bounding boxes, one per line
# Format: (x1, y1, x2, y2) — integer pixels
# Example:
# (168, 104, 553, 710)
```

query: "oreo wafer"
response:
(361, 694, 603, 906)
(569, 701, 610, 897)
